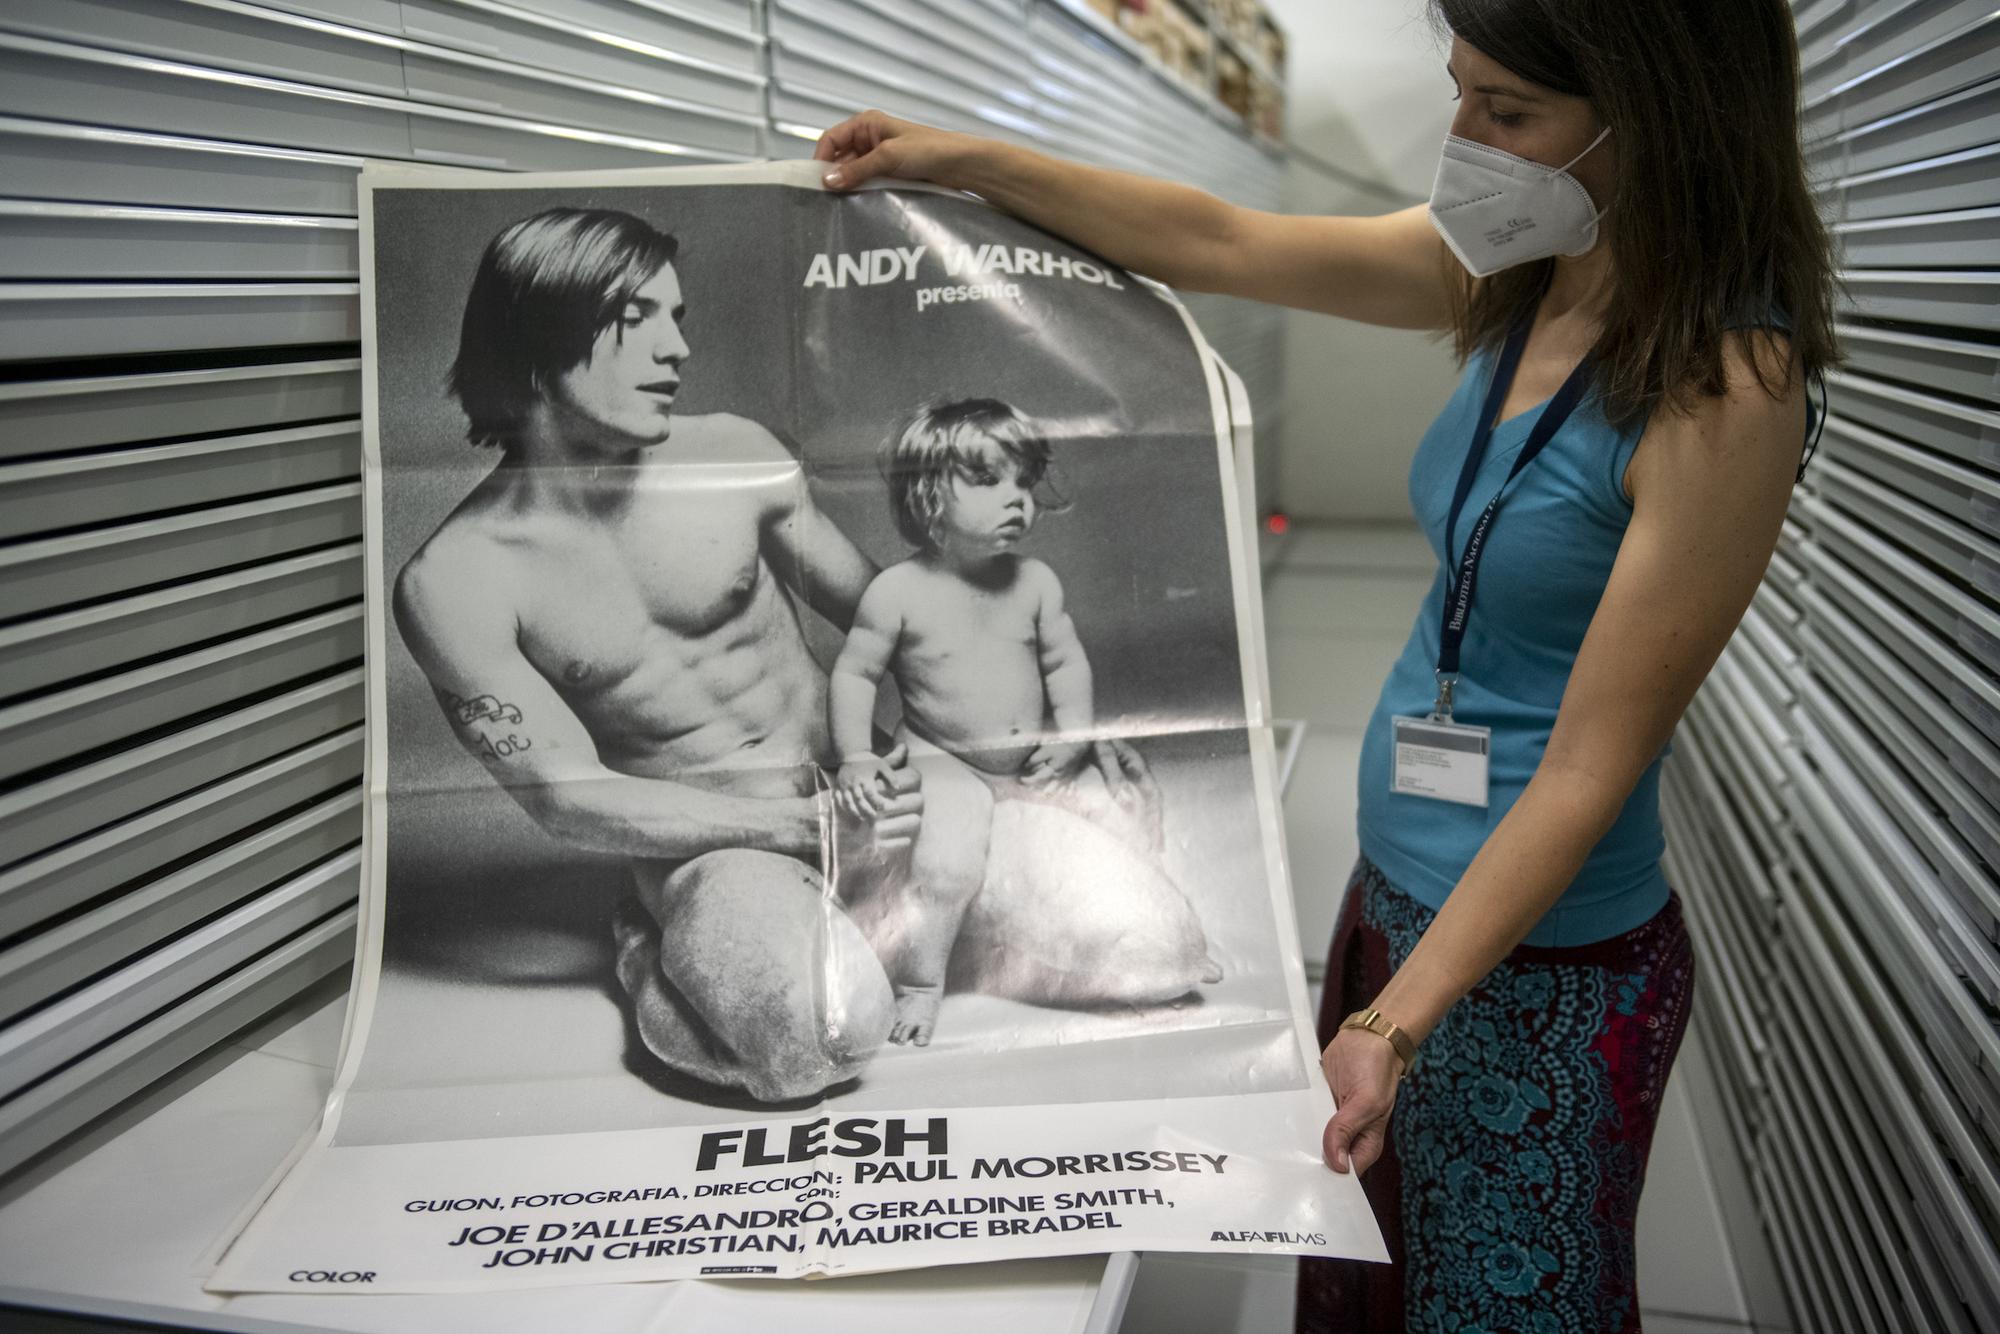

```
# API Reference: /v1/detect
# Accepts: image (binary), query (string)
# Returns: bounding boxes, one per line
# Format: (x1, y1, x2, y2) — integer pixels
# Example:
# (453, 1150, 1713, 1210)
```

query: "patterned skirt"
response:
(1296, 858, 1698, 1334)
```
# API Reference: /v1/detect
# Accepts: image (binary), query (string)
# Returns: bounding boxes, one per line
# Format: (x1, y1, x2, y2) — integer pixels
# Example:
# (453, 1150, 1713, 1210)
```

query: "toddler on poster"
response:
(829, 398, 1103, 1046)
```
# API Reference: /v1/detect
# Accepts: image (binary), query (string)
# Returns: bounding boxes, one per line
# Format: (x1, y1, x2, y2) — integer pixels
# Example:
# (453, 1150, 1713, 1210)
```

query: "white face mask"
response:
(1428, 125, 1612, 278)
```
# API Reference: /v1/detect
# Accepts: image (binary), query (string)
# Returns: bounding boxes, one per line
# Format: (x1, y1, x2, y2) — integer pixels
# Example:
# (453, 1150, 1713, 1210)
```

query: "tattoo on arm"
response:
(439, 690, 535, 762)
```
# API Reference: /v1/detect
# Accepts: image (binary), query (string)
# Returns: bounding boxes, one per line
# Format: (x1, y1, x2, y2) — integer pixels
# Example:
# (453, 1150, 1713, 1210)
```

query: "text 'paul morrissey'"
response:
(694, 1117, 1230, 1178)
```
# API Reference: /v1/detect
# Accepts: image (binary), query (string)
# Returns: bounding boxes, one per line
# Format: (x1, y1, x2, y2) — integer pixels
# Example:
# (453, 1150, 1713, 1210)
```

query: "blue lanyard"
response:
(1433, 317, 1595, 719)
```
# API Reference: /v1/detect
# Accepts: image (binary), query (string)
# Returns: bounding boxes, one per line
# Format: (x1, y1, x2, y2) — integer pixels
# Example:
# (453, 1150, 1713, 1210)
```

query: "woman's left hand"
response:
(1320, 1029, 1404, 1174)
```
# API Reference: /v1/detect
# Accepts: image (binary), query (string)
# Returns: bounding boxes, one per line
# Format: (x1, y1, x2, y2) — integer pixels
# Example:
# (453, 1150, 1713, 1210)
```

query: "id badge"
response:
(1392, 714, 1491, 807)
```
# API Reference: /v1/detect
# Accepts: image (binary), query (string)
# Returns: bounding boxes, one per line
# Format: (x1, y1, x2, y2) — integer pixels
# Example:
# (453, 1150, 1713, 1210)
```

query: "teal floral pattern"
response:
(1298, 859, 1696, 1334)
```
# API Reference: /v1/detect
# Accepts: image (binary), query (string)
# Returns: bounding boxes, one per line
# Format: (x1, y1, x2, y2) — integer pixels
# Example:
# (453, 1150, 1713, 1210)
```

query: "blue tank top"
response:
(1355, 341, 1669, 947)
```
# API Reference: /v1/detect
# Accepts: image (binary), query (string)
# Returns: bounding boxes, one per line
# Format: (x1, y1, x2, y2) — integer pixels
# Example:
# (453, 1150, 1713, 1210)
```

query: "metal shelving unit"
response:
(1662, 4, 2000, 1329)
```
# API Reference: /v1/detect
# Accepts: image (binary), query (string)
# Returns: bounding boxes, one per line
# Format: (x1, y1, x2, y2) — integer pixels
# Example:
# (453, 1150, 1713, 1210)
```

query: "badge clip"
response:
(1431, 671, 1458, 723)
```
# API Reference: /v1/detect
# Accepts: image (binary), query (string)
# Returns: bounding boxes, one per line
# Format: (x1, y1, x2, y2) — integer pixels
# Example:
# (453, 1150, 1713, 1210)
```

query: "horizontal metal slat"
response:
(0, 670, 362, 868)
(770, 41, 1045, 141)
(908, 0, 1035, 59)
(0, 790, 361, 1025)
(0, 903, 355, 1178)
(0, 608, 364, 786)
(1812, 77, 2000, 178)
(0, 199, 360, 281)
(1661, 769, 1780, 1026)
(0, 421, 360, 538)
(1768, 976, 1936, 1328)
(249, 0, 401, 32)
(1749, 1127, 1859, 1334)
(1796, 0, 1857, 61)
(398, 0, 764, 84)
(437, 0, 764, 59)
(1809, 494, 2000, 668)
(0, 282, 361, 362)
(1758, 1039, 1887, 1332)
(0, 33, 737, 184)
(1802, 574, 2000, 799)
(0, 0, 765, 144)
(1818, 453, 1997, 592)
(1805, 0, 1994, 105)
(1827, 369, 2000, 472)
(0, 355, 360, 461)
(1833, 323, 2000, 409)
(1833, 140, 2000, 219)
(397, 51, 761, 151)
(1840, 269, 2000, 332)
(0, 482, 362, 619)
(1835, 201, 2000, 267)
(1673, 717, 1787, 927)
(0, 32, 411, 161)
(1802, 644, 2000, 956)
(1777, 811, 2000, 1326)
(265, 0, 766, 43)
(1686, 688, 1793, 870)
(0, 850, 360, 1099)
(0, 0, 408, 95)
(0, 726, 362, 940)
(1813, 640, 2000, 932)
(1664, 753, 1781, 1004)
(769, 68, 1020, 144)
(0, 544, 364, 701)
(1811, 13, 2000, 131)
(0, 115, 362, 216)
(1803, 533, 2000, 746)
(1785, 724, 2000, 1144)
(1772, 945, 1983, 1334)
(1029, 38, 1149, 117)
(772, 0, 1030, 106)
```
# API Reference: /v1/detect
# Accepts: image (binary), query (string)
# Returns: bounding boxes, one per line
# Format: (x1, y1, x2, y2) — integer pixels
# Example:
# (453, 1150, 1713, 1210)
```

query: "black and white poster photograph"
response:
(208, 162, 1383, 1292)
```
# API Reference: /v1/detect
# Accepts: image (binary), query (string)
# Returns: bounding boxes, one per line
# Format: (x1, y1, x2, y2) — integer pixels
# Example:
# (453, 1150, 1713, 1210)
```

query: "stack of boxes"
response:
(1216, 45, 1253, 123)
(1255, 11, 1286, 76)
(1117, 0, 1214, 92)
(1074, 0, 1285, 140)
(1212, 0, 1260, 51)
(1250, 13, 1284, 140)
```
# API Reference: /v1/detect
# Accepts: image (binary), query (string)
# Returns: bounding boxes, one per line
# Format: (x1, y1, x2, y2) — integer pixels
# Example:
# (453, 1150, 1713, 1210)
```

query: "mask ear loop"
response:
(1797, 365, 1828, 483)
(1556, 123, 1614, 176)
(1553, 124, 1614, 230)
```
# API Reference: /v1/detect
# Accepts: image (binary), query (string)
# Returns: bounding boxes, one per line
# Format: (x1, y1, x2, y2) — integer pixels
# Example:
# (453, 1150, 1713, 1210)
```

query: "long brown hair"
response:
(1432, 0, 1839, 429)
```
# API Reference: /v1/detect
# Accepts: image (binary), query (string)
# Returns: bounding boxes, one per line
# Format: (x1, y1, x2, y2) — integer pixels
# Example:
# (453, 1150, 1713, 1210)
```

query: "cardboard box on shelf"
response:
(1251, 75, 1283, 140)
(1118, 0, 1212, 90)
(1215, 0, 1260, 49)
(1257, 13, 1286, 76)
(1216, 48, 1253, 121)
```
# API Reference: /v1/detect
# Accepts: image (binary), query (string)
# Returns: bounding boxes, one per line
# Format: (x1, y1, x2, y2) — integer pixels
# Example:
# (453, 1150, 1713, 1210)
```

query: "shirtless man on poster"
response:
(392, 206, 1163, 1104)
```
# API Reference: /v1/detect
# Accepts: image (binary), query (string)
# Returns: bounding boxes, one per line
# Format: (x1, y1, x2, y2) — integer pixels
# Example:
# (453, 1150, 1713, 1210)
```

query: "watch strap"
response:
(1340, 1007, 1418, 1077)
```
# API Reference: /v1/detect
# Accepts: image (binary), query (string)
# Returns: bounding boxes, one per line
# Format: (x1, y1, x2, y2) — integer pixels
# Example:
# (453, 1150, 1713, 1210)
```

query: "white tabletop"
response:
(0, 993, 1136, 1333)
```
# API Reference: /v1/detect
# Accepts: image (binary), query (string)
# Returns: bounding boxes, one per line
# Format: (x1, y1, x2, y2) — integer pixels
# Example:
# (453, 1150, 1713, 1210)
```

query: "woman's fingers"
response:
(812, 111, 877, 163)
(1321, 1088, 1391, 1175)
(816, 111, 893, 181)
(1346, 1123, 1387, 1176)
(1322, 1097, 1372, 1174)
(823, 142, 905, 191)
(815, 110, 955, 191)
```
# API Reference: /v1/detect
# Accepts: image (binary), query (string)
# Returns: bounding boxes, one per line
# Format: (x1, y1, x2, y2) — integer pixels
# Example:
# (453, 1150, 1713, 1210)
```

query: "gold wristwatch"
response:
(1339, 1007, 1418, 1079)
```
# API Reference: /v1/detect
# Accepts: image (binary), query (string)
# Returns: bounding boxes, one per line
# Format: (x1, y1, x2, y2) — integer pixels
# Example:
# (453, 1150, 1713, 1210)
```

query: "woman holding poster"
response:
(815, 1, 1836, 1329)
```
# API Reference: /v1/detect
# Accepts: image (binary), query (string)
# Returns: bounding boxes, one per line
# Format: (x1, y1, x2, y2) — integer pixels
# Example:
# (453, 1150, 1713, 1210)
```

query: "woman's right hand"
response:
(814, 110, 975, 192)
